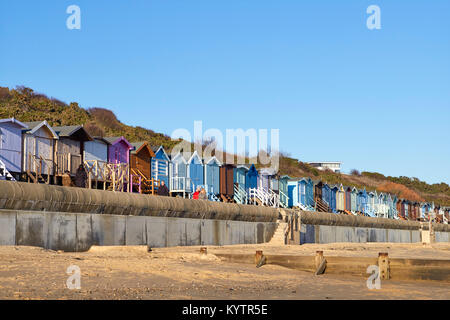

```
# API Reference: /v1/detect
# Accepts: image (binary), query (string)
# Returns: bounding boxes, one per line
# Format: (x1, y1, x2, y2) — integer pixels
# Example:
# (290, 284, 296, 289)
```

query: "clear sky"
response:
(0, 1, 449, 184)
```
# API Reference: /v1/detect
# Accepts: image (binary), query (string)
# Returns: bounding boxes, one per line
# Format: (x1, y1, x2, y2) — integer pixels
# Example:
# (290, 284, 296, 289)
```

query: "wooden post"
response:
(88, 164, 92, 189)
(315, 251, 324, 269)
(429, 216, 435, 243)
(315, 251, 327, 275)
(68, 153, 72, 175)
(139, 176, 142, 194)
(255, 250, 266, 268)
(200, 247, 207, 255)
(378, 252, 390, 280)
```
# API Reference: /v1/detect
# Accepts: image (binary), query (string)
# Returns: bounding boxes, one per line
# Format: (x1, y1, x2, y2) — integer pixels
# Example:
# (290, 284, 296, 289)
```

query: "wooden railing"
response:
(0, 159, 15, 181)
(84, 160, 109, 189)
(315, 197, 330, 213)
(84, 160, 130, 192)
(26, 153, 54, 184)
(233, 184, 247, 204)
(170, 177, 193, 193)
(130, 168, 159, 195)
(279, 190, 289, 208)
(106, 162, 130, 192)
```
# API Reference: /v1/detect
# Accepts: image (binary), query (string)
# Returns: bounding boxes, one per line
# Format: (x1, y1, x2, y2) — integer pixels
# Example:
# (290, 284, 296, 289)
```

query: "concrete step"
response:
(267, 221, 288, 246)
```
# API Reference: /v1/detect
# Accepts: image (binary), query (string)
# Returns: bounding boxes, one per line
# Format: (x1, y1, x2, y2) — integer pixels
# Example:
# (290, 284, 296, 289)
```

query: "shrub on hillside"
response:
(377, 182, 424, 202)
(88, 107, 122, 131)
(84, 122, 105, 137)
(362, 171, 386, 180)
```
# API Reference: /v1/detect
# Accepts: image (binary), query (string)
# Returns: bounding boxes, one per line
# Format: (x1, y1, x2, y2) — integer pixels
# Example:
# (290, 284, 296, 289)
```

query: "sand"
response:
(0, 243, 449, 300)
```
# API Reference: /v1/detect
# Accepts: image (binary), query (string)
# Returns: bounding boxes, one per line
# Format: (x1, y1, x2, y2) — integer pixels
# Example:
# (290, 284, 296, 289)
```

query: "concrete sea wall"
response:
(0, 209, 277, 252)
(284, 210, 450, 245)
(0, 181, 279, 223)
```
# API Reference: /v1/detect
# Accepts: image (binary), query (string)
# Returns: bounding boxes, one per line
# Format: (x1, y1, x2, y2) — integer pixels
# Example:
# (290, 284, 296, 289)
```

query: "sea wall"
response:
(0, 181, 279, 223)
(284, 210, 450, 244)
(0, 209, 277, 251)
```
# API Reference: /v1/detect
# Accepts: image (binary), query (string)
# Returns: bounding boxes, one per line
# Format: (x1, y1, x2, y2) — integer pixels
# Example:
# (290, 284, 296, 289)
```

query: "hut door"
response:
(36, 137, 52, 174)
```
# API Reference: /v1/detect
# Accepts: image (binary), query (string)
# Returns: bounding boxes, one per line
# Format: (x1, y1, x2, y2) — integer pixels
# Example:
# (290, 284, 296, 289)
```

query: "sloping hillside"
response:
(0, 86, 180, 150)
(1, 85, 449, 206)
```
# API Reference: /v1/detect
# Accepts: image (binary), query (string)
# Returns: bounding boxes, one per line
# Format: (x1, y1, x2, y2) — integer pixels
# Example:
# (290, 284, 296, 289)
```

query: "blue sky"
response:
(0, 1, 449, 184)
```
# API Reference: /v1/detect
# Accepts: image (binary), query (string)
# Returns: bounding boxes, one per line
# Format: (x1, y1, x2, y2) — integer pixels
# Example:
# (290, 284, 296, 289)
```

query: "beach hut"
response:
(84, 137, 110, 163)
(420, 202, 432, 220)
(288, 177, 313, 210)
(392, 196, 399, 219)
(408, 202, 417, 221)
(204, 155, 221, 197)
(304, 178, 316, 209)
(345, 186, 352, 212)
(53, 125, 93, 176)
(350, 187, 358, 214)
(104, 137, 133, 165)
(401, 200, 410, 219)
(187, 151, 205, 193)
(380, 193, 390, 218)
(130, 141, 157, 194)
(298, 177, 315, 209)
(151, 146, 170, 186)
(0, 118, 28, 179)
(219, 164, 235, 202)
(233, 165, 249, 204)
(322, 183, 332, 209)
(396, 198, 403, 219)
(169, 152, 189, 195)
(367, 191, 377, 217)
(314, 181, 323, 202)
(278, 175, 291, 208)
(336, 184, 346, 213)
(358, 189, 369, 216)
(258, 167, 277, 193)
(83, 137, 111, 189)
(103, 136, 133, 192)
(314, 181, 331, 213)
(288, 179, 300, 208)
(245, 164, 258, 191)
(234, 165, 248, 189)
(386, 194, 393, 218)
(22, 121, 59, 183)
(330, 184, 338, 213)
(130, 142, 155, 179)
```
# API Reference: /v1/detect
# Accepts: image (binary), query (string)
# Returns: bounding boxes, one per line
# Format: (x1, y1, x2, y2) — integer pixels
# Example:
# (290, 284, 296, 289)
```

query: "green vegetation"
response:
(0, 86, 180, 150)
(1, 85, 449, 206)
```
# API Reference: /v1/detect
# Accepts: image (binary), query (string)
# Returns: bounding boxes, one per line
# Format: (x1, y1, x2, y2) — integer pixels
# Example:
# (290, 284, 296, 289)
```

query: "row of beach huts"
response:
(0, 118, 448, 224)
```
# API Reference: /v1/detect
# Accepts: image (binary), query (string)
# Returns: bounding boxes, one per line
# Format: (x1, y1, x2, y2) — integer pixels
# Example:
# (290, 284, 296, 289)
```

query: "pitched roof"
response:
(259, 167, 277, 176)
(204, 155, 222, 165)
(130, 142, 146, 154)
(91, 137, 111, 145)
(103, 136, 133, 149)
(130, 141, 156, 157)
(0, 118, 28, 128)
(22, 121, 58, 139)
(52, 125, 92, 141)
(103, 136, 122, 144)
(151, 146, 160, 153)
(23, 121, 45, 130)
